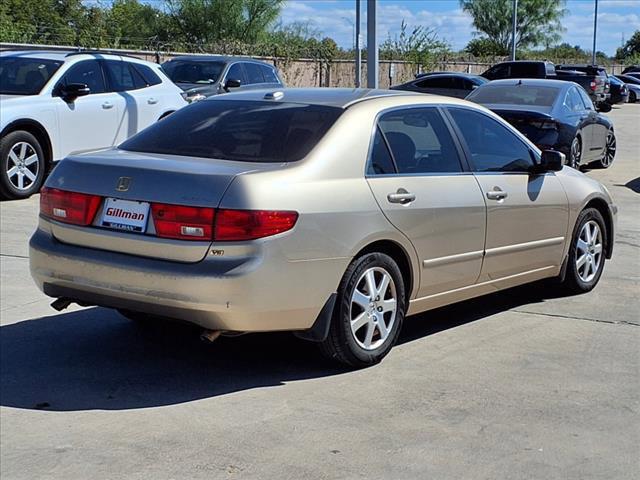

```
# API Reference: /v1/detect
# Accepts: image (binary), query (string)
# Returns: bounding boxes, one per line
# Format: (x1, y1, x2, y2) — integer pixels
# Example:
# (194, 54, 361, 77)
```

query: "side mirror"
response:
(597, 102, 612, 113)
(58, 83, 90, 102)
(534, 150, 565, 173)
(223, 78, 242, 92)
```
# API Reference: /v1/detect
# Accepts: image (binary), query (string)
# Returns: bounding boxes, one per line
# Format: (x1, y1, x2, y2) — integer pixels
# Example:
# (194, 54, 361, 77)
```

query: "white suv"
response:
(0, 50, 187, 199)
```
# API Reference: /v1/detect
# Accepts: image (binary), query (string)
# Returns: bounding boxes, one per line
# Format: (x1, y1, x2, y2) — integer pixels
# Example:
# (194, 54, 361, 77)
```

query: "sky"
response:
(277, 0, 640, 55)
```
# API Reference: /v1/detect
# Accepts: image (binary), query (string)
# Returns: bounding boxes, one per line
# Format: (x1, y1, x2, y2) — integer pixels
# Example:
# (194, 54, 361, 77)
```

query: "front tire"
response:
(561, 208, 607, 294)
(319, 253, 406, 367)
(0, 130, 46, 200)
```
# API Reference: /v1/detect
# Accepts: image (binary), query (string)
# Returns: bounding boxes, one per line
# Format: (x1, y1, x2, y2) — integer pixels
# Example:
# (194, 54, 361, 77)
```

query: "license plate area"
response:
(100, 198, 150, 233)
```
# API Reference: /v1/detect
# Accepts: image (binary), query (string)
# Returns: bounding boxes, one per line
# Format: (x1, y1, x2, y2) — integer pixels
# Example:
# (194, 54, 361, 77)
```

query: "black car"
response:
(481, 60, 557, 80)
(621, 65, 640, 74)
(623, 72, 640, 82)
(606, 75, 629, 104)
(466, 79, 616, 169)
(613, 75, 640, 103)
(391, 73, 488, 99)
(162, 55, 284, 102)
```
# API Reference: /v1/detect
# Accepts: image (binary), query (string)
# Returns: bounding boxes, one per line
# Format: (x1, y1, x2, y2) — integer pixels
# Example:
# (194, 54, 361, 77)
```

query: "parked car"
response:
(466, 79, 616, 169)
(606, 75, 629, 104)
(623, 72, 640, 82)
(621, 65, 640, 74)
(161, 55, 284, 102)
(0, 50, 187, 199)
(481, 60, 557, 80)
(613, 75, 640, 103)
(391, 72, 488, 99)
(556, 64, 611, 104)
(30, 88, 617, 367)
(481, 60, 608, 105)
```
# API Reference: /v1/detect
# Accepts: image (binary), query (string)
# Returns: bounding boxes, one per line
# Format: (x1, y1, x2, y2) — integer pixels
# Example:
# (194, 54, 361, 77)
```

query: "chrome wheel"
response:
(349, 267, 397, 350)
(569, 137, 581, 169)
(575, 220, 603, 283)
(601, 132, 616, 167)
(6, 141, 39, 191)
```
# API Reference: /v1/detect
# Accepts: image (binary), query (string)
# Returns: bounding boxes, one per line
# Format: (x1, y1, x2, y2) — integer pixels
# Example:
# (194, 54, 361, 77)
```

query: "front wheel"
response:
(0, 130, 46, 199)
(561, 208, 607, 294)
(319, 253, 406, 367)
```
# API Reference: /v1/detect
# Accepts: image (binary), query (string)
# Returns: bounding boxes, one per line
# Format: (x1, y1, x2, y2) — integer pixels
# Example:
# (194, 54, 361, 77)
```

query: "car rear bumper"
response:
(29, 221, 347, 332)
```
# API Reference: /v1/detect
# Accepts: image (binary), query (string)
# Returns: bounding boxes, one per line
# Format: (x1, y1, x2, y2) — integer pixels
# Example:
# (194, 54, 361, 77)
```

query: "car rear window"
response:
(120, 100, 343, 162)
(468, 85, 559, 106)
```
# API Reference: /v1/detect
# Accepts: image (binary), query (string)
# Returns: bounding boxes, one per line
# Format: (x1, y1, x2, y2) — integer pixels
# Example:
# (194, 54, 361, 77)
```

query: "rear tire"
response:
(630, 91, 637, 103)
(0, 130, 46, 200)
(568, 136, 582, 169)
(561, 208, 607, 294)
(594, 130, 616, 169)
(319, 253, 405, 368)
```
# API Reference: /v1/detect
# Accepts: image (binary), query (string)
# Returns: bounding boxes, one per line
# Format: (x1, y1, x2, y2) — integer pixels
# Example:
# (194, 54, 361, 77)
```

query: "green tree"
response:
(464, 37, 507, 57)
(166, 0, 283, 46)
(107, 0, 173, 48)
(616, 30, 640, 60)
(460, 0, 567, 53)
(380, 20, 449, 69)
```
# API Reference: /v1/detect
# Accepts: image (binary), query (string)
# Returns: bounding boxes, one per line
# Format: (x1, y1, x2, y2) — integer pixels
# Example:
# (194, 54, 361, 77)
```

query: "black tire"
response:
(630, 91, 637, 103)
(319, 253, 406, 368)
(594, 129, 616, 169)
(0, 130, 47, 200)
(568, 136, 582, 169)
(561, 208, 607, 294)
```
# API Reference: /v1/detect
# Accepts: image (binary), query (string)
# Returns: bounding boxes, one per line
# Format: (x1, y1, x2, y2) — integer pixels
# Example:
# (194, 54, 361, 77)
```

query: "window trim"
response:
(442, 105, 541, 175)
(364, 104, 472, 178)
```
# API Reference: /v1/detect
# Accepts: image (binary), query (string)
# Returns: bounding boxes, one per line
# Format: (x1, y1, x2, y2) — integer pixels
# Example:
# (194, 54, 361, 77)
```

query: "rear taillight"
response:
(215, 209, 298, 241)
(590, 81, 597, 91)
(151, 203, 215, 241)
(529, 119, 558, 130)
(40, 187, 101, 226)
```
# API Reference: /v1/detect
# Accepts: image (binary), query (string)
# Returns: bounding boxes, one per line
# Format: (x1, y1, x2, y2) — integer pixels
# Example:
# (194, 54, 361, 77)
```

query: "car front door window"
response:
(59, 60, 105, 94)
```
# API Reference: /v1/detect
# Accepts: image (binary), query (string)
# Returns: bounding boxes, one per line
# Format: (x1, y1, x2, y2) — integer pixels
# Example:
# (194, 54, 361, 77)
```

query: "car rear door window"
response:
(367, 127, 397, 175)
(448, 107, 534, 172)
(104, 60, 137, 92)
(564, 87, 585, 112)
(376, 107, 463, 174)
(260, 64, 279, 83)
(59, 60, 105, 94)
(244, 63, 265, 84)
(577, 87, 595, 110)
(120, 100, 343, 163)
(416, 76, 453, 89)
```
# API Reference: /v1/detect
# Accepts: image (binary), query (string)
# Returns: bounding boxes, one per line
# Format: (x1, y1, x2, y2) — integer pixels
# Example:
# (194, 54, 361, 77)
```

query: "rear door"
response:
(447, 106, 569, 280)
(563, 86, 593, 154)
(576, 87, 606, 159)
(365, 106, 487, 297)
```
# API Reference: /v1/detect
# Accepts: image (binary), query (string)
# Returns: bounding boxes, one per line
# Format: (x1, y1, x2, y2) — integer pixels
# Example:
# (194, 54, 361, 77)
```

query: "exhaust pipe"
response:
(200, 329, 222, 343)
(51, 298, 72, 311)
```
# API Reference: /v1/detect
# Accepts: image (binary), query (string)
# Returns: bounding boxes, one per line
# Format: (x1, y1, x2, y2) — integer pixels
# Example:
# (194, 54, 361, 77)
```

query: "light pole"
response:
(592, 0, 599, 65)
(367, 0, 378, 88)
(510, 0, 518, 61)
(355, 0, 361, 88)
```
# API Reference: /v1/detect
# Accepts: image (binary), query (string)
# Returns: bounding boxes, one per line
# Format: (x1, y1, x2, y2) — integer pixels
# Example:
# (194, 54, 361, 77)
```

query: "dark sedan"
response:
(391, 73, 488, 99)
(466, 79, 616, 169)
(607, 75, 629, 104)
(613, 75, 640, 103)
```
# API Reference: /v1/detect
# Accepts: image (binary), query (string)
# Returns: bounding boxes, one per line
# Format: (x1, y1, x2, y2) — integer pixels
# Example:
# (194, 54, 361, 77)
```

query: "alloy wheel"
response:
(575, 220, 603, 283)
(349, 267, 397, 350)
(569, 137, 581, 169)
(601, 133, 616, 167)
(6, 141, 40, 191)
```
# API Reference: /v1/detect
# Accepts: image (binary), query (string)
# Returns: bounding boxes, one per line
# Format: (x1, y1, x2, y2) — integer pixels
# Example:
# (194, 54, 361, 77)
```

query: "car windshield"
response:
(469, 85, 559, 106)
(120, 100, 344, 163)
(162, 60, 225, 84)
(0, 57, 63, 95)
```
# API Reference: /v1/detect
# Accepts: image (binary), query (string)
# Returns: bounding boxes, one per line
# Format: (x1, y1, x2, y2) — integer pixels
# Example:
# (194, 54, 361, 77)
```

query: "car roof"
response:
(417, 72, 485, 79)
(205, 87, 424, 108)
(0, 49, 154, 65)
(481, 78, 570, 89)
(165, 55, 272, 65)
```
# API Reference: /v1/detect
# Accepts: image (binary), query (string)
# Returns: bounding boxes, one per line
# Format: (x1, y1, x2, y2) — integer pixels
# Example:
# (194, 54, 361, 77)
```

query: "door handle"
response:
(387, 189, 415, 204)
(102, 101, 114, 109)
(486, 190, 508, 200)
(147, 98, 158, 105)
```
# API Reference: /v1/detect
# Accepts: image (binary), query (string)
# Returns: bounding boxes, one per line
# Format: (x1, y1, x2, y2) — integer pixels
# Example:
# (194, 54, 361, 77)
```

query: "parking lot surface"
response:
(1, 104, 639, 479)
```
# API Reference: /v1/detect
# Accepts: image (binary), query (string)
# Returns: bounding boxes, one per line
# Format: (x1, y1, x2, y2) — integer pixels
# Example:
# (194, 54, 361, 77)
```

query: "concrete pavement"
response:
(1, 105, 638, 479)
